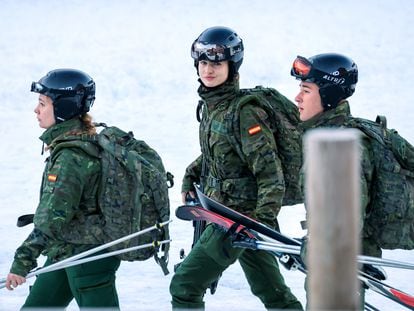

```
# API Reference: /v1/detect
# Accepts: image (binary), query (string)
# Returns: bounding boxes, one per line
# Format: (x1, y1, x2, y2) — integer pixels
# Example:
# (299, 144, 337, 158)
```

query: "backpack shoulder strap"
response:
(50, 134, 100, 161)
(344, 116, 387, 146)
(225, 92, 263, 163)
(246, 86, 301, 125)
(346, 116, 414, 174)
(225, 86, 296, 162)
(375, 115, 387, 129)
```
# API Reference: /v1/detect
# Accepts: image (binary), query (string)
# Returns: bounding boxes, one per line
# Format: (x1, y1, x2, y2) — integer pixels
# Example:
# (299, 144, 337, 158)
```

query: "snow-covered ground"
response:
(0, 0, 413, 310)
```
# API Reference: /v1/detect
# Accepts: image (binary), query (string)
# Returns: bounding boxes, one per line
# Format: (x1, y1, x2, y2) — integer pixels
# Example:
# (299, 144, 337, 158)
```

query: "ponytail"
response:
(80, 113, 97, 135)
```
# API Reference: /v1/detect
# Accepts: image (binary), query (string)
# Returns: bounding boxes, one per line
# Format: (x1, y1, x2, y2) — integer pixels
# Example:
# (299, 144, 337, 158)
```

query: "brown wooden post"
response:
(305, 129, 361, 310)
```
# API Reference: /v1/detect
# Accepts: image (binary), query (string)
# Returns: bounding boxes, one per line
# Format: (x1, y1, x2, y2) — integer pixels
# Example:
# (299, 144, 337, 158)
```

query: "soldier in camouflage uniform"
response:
(290, 53, 381, 307)
(290, 53, 380, 258)
(170, 26, 303, 310)
(5, 69, 121, 309)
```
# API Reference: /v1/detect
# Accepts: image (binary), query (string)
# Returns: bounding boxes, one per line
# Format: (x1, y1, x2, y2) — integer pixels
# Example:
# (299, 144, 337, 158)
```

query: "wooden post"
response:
(305, 129, 361, 310)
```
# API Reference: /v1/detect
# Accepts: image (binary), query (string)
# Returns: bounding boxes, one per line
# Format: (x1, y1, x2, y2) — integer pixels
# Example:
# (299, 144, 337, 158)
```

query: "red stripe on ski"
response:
(176, 205, 255, 238)
(195, 186, 300, 246)
(390, 288, 414, 307)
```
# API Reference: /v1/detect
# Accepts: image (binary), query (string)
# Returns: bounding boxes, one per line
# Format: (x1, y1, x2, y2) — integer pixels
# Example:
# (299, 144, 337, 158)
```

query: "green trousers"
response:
(170, 224, 303, 310)
(22, 255, 121, 309)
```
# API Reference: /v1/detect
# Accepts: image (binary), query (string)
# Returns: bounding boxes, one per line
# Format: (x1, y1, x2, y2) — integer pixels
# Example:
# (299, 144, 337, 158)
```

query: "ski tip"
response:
(175, 205, 202, 221)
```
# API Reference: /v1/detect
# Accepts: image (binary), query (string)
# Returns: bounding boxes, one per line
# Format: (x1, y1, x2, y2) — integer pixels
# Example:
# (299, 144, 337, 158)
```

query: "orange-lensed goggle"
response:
(291, 56, 313, 79)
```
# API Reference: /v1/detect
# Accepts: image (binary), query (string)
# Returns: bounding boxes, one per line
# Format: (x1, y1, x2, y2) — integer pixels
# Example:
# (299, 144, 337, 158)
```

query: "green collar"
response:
(198, 79, 239, 111)
(40, 118, 84, 146)
(300, 101, 352, 131)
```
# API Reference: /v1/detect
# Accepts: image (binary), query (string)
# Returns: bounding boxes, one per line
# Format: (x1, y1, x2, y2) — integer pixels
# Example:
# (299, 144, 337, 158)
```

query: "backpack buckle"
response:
(207, 176, 222, 191)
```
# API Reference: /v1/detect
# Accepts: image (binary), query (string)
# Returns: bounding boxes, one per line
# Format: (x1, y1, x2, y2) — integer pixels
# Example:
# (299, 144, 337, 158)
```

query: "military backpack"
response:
(16, 124, 173, 272)
(345, 116, 414, 250)
(226, 86, 303, 206)
(92, 124, 173, 268)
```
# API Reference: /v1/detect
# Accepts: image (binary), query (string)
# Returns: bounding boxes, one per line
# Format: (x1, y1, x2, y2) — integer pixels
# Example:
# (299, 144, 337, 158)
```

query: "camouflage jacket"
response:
(300, 102, 379, 256)
(182, 80, 285, 228)
(10, 118, 103, 276)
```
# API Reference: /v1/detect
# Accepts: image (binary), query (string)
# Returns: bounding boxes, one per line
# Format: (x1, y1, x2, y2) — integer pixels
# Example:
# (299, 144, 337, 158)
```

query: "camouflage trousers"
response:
(170, 224, 303, 310)
(22, 255, 121, 309)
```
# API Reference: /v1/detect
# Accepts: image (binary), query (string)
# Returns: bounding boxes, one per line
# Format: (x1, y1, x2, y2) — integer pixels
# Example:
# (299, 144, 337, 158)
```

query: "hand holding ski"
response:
(176, 190, 414, 310)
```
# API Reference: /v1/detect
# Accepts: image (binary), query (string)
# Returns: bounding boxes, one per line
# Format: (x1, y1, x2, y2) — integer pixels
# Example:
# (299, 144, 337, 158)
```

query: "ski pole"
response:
(358, 255, 414, 270)
(233, 238, 301, 255)
(364, 302, 381, 311)
(44, 239, 171, 273)
(235, 235, 414, 310)
(0, 220, 171, 287)
(256, 239, 414, 309)
(236, 235, 414, 271)
(0, 239, 171, 289)
(359, 271, 414, 310)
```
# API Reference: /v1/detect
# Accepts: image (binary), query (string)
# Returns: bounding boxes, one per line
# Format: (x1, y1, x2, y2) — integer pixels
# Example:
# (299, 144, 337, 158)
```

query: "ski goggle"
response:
(291, 55, 338, 85)
(291, 55, 358, 87)
(191, 42, 242, 62)
(291, 56, 313, 79)
(31, 82, 49, 94)
(31, 82, 83, 99)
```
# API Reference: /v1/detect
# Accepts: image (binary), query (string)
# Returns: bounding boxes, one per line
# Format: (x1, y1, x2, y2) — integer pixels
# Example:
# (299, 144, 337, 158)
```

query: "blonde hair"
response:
(44, 114, 97, 153)
(80, 113, 97, 135)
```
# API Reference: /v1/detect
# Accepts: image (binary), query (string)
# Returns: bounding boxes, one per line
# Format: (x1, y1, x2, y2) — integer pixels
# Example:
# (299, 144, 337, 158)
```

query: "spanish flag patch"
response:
(248, 125, 262, 135)
(47, 174, 58, 182)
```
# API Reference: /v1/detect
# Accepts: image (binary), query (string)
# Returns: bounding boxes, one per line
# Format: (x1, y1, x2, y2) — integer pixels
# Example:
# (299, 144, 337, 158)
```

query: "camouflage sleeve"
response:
(10, 148, 100, 276)
(10, 228, 49, 276)
(33, 148, 100, 240)
(239, 103, 285, 227)
(182, 154, 202, 192)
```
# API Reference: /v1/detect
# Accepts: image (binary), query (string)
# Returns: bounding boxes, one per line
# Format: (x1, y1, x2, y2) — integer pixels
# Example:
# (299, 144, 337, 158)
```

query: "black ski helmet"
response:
(291, 53, 358, 110)
(31, 69, 96, 123)
(191, 26, 244, 78)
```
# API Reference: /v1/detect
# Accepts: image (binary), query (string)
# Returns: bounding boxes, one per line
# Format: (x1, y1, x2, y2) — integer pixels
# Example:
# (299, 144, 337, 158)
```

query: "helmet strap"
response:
(319, 85, 347, 111)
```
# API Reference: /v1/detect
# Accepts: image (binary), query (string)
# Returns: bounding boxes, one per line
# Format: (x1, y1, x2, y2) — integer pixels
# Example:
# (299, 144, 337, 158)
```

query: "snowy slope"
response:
(0, 0, 413, 310)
